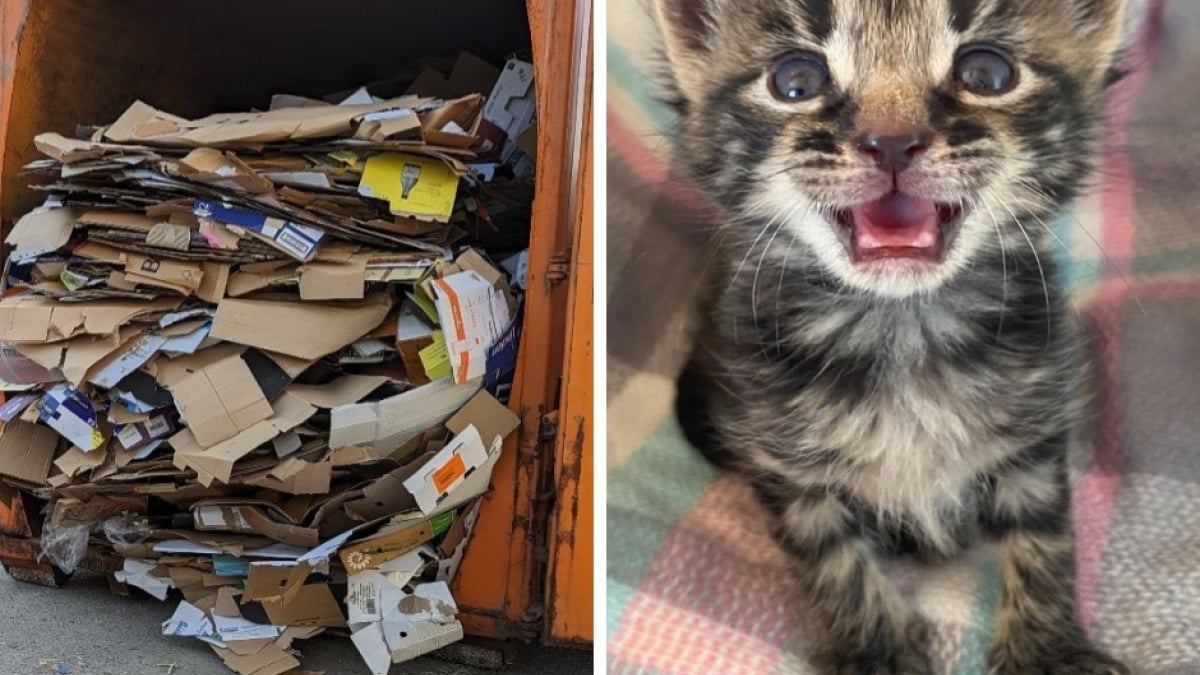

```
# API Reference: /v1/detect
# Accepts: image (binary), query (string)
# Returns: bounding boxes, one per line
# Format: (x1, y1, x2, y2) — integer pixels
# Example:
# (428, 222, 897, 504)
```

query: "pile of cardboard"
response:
(0, 52, 535, 675)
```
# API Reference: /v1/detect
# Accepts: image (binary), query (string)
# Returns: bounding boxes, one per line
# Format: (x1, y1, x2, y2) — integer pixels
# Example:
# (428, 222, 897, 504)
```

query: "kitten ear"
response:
(1071, 0, 1128, 41)
(1071, 0, 1132, 85)
(654, 0, 724, 102)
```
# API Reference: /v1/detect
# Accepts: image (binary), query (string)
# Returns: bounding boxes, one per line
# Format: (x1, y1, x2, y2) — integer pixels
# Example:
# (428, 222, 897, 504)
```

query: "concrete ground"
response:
(0, 569, 592, 675)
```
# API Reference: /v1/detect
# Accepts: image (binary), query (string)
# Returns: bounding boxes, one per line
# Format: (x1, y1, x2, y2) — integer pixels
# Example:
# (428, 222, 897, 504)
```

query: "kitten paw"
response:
(815, 619, 933, 675)
(1045, 651, 1131, 675)
(989, 645, 1130, 675)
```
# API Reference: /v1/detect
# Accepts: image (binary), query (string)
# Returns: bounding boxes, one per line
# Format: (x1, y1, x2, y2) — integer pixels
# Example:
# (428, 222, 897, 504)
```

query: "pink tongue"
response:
(851, 193, 940, 249)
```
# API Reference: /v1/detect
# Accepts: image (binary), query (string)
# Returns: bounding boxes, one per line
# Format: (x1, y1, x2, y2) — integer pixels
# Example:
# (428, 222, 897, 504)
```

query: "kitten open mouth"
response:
(834, 193, 966, 264)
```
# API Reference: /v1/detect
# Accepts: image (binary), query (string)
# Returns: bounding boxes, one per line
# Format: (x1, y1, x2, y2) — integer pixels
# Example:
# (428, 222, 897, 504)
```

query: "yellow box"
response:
(358, 153, 459, 222)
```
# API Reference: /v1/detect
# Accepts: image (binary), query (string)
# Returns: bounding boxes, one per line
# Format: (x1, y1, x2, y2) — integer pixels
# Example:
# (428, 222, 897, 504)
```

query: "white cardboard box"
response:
(430, 271, 509, 384)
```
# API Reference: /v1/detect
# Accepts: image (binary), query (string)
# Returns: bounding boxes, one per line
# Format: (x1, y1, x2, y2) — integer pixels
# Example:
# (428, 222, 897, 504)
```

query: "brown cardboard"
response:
(103, 100, 189, 143)
(227, 263, 298, 297)
(262, 351, 317, 379)
(193, 499, 320, 548)
(445, 390, 520, 447)
(243, 562, 313, 604)
(11, 326, 142, 386)
(173, 355, 273, 447)
(75, 242, 205, 294)
(420, 95, 484, 148)
(342, 458, 426, 522)
(77, 210, 158, 233)
(238, 457, 332, 495)
(338, 520, 435, 574)
(171, 393, 316, 485)
(213, 641, 300, 675)
(259, 583, 346, 628)
(6, 207, 77, 258)
(210, 294, 394, 360)
(408, 52, 500, 99)
(0, 295, 182, 343)
(353, 111, 422, 143)
(240, 562, 294, 598)
(517, 124, 537, 156)
(298, 259, 367, 301)
(145, 222, 192, 251)
(0, 420, 59, 485)
(105, 96, 434, 148)
(289, 375, 387, 409)
(176, 148, 272, 194)
(34, 132, 157, 164)
(197, 263, 231, 303)
(153, 343, 246, 388)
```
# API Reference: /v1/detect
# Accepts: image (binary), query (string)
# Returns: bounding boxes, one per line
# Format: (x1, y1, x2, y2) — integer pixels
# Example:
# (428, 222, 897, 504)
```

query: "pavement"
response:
(0, 569, 592, 675)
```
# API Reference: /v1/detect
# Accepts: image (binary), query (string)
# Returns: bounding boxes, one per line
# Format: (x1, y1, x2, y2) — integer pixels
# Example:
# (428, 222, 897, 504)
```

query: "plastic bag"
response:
(101, 514, 152, 546)
(38, 521, 92, 574)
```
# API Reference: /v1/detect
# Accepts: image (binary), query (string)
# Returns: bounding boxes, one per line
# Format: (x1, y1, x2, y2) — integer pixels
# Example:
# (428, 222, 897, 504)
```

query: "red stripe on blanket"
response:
(610, 477, 801, 673)
(611, 594, 785, 675)
(607, 109, 721, 219)
(1099, 0, 1166, 284)
(683, 475, 793, 567)
(1075, 2, 1166, 632)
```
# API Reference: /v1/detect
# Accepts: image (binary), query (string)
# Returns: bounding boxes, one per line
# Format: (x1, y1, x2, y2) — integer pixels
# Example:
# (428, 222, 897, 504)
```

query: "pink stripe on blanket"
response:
(682, 475, 793, 568)
(1099, 0, 1165, 278)
(1075, 1, 1166, 632)
(611, 479, 801, 672)
(611, 593, 786, 675)
(607, 109, 720, 219)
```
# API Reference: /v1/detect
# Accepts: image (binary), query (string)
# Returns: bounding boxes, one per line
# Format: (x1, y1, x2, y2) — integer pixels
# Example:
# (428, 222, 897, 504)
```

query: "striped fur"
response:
(656, 0, 1133, 673)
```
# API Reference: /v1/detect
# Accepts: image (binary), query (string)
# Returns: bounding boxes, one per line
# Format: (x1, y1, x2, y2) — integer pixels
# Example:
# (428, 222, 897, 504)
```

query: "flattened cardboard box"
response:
(173, 355, 273, 447)
(328, 376, 479, 454)
(239, 457, 332, 495)
(0, 295, 182, 343)
(210, 294, 393, 361)
(171, 393, 316, 485)
(358, 153, 459, 223)
(338, 512, 454, 574)
(193, 499, 320, 548)
(0, 420, 60, 485)
(402, 425, 489, 516)
(75, 241, 205, 294)
(6, 207, 78, 259)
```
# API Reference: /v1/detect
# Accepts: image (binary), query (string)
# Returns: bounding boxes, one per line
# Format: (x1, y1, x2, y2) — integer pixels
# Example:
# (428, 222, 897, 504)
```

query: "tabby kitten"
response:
(658, 0, 1132, 673)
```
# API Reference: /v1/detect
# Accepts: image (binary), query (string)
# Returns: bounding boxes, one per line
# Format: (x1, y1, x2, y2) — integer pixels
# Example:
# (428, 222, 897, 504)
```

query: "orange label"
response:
(432, 454, 467, 493)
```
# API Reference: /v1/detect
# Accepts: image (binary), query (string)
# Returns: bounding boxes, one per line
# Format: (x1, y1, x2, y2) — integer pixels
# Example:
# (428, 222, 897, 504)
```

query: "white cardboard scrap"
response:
(328, 377, 480, 453)
(89, 334, 168, 388)
(350, 622, 392, 675)
(402, 425, 490, 516)
(430, 271, 509, 384)
(212, 613, 283, 642)
(114, 558, 174, 601)
(160, 323, 211, 355)
(162, 600, 216, 638)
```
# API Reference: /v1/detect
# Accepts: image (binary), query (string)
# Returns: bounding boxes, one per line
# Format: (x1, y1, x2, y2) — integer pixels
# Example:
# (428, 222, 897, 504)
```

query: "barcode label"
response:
(146, 415, 171, 438)
(117, 425, 144, 450)
(364, 598, 376, 615)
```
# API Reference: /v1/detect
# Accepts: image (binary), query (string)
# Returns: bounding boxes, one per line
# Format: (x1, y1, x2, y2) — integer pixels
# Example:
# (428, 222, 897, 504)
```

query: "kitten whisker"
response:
(1008, 186, 1146, 315)
(977, 195, 1009, 343)
(996, 199, 1053, 349)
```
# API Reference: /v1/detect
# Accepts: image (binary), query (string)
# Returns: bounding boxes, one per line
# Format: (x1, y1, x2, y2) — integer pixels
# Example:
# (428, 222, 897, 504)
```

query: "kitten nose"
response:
(856, 130, 932, 173)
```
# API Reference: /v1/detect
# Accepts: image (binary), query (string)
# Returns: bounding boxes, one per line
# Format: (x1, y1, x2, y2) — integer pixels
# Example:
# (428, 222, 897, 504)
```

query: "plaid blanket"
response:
(606, 1, 1200, 673)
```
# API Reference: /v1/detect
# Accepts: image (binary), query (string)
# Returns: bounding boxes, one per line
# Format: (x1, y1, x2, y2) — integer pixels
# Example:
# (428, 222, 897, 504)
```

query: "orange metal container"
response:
(0, 0, 592, 648)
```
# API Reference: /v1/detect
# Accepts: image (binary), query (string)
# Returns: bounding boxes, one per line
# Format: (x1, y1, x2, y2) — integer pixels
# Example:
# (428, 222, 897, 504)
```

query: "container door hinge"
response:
(538, 410, 560, 444)
(546, 251, 571, 286)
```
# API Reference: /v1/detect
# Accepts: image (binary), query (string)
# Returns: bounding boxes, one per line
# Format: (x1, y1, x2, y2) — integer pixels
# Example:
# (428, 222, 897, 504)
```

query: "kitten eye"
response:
(954, 45, 1016, 95)
(768, 52, 830, 102)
